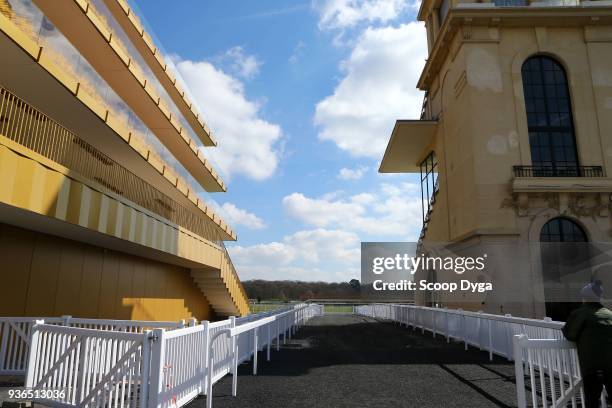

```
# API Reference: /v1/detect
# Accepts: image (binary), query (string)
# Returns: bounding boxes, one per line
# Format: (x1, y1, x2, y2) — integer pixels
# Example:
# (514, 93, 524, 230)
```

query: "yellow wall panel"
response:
(25, 235, 61, 316)
(65, 180, 82, 225)
(12, 156, 36, 210)
(54, 244, 84, 316)
(0, 224, 33, 315)
(40, 170, 64, 217)
(115, 258, 135, 320)
(0, 223, 214, 320)
(79, 247, 103, 317)
(98, 253, 119, 318)
(0, 146, 18, 204)
(27, 162, 46, 214)
(86, 188, 102, 231)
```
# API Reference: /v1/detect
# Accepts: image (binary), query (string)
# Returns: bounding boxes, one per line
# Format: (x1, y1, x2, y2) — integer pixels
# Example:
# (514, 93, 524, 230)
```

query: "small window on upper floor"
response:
(437, 0, 451, 26)
(420, 152, 439, 224)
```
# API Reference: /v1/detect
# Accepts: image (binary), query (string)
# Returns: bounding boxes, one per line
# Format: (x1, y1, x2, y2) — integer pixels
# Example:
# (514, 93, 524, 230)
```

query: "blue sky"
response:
(133, 0, 428, 282)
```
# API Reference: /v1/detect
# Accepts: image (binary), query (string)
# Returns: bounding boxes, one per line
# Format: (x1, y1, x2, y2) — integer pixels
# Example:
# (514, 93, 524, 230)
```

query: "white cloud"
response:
(338, 165, 368, 180)
(228, 228, 360, 281)
(314, 22, 427, 158)
(314, 0, 409, 30)
(212, 202, 266, 230)
(289, 41, 306, 64)
(174, 58, 282, 181)
(283, 182, 423, 236)
(220, 46, 262, 79)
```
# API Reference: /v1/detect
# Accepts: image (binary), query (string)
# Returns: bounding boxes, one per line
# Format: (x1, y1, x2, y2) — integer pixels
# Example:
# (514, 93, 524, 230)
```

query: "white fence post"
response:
(61, 315, 72, 327)
(444, 309, 450, 343)
(147, 328, 166, 408)
(267, 323, 271, 362)
(432, 310, 436, 338)
(232, 330, 238, 397)
(460, 310, 467, 350)
(0, 321, 8, 372)
(201, 320, 210, 395)
(24, 320, 43, 388)
(276, 319, 280, 351)
(513, 335, 527, 408)
(253, 328, 258, 375)
(505, 314, 513, 361)
(488, 318, 493, 361)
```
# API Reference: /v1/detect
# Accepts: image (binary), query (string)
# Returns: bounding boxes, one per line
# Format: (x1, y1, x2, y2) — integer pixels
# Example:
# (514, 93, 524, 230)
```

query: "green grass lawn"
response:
(249, 303, 355, 314)
(323, 305, 354, 313)
(249, 303, 289, 313)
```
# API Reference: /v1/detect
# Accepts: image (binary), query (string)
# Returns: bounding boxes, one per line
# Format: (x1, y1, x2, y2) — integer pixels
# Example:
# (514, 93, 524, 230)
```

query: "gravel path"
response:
(188, 314, 518, 408)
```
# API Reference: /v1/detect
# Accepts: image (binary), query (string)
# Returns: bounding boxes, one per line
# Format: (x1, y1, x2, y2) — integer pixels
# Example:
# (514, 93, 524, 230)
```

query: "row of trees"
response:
(243, 279, 362, 301)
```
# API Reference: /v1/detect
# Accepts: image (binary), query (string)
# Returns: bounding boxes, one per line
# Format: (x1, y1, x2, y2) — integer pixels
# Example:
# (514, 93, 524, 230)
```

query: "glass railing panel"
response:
(2, 0, 213, 201)
(87, 0, 200, 146)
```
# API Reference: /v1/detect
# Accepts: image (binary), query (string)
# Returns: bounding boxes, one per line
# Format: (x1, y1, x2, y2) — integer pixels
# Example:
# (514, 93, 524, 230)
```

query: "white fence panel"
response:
(0, 317, 64, 375)
(0, 317, 183, 376)
(207, 319, 234, 385)
(149, 325, 208, 408)
(512, 335, 598, 408)
(25, 323, 151, 408)
(66, 318, 183, 333)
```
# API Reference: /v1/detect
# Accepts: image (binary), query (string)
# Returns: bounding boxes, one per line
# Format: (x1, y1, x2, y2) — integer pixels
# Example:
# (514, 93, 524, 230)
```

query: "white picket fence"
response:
(355, 304, 608, 408)
(204, 304, 323, 408)
(24, 304, 323, 408)
(355, 303, 564, 360)
(0, 316, 183, 376)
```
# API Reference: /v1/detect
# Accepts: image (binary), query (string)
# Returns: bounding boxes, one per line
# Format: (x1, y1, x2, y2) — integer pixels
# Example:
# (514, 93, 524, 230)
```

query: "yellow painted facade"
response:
(0, 223, 213, 321)
(0, 0, 249, 320)
(380, 0, 612, 318)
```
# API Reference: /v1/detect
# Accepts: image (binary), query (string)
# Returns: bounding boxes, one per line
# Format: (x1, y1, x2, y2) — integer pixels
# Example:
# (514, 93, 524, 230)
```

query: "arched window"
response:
(540, 217, 589, 321)
(540, 217, 587, 243)
(521, 56, 579, 176)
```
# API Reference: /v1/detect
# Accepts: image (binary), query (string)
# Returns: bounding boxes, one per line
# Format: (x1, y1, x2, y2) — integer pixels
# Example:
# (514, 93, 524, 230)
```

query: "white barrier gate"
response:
(25, 323, 152, 408)
(0, 316, 183, 376)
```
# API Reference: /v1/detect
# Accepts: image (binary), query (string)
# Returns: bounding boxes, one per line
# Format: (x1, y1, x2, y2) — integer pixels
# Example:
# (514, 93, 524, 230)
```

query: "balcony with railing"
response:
(513, 165, 604, 178)
(447, 0, 583, 18)
(512, 164, 612, 193)
(0, 86, 230, 243)
(0, 0, 225, 192)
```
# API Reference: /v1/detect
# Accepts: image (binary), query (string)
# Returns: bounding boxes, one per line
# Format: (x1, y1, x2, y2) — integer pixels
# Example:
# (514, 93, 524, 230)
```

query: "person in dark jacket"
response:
(562, 281, 612, 408)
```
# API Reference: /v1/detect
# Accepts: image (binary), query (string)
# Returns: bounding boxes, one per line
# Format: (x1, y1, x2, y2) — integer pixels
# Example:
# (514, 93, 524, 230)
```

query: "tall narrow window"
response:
(521, 56, 579, 176)
(420, 152, 439, 224)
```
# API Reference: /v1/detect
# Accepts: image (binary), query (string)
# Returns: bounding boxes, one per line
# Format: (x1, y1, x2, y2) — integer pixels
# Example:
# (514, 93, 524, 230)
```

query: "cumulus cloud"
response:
(314, 22, 427, 158)
(219, 46, 262, 79)
(228, 228, 361, 281)
(211, 202, 266, 230)
(314, 0, 409, 30)
(338, 165, 368, 180)
(283, 182, 423, 236)
(173, 57, 282, 181)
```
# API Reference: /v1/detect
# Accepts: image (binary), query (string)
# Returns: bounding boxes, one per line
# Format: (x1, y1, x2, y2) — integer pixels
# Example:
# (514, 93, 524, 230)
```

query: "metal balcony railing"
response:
(513, 165, 604, 178)
(0, 86, 222, 243)
(493, 0, 529, 6)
